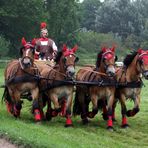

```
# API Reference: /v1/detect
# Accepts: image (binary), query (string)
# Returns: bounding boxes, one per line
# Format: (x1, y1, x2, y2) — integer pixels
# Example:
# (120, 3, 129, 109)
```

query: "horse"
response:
(39, 44, 79, 127)
(73, 46, 116, 130)
(113, 49, 148, 128)
(3, 37, 42, 121)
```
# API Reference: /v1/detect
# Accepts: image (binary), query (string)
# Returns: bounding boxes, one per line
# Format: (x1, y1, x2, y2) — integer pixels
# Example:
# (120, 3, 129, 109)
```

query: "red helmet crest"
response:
(40, 22, 47, 29)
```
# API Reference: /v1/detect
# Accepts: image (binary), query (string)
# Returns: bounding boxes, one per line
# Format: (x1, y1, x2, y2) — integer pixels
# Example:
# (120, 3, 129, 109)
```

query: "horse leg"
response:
(65, 95, 73, 127)
(50, 93, 61, 117)
(87, 94, 98, 118)
(112, 98, 118, 121)
(80, 92, 90, 124)
(31, 88, 42, 122)
(106, 94, 115, 130)
(119, 94, 129, 128)
(59, 97, 67, 117)
(11, 91, 22, 118)
(73, 87, 89, 124)
(126, 95, 140, 117)
(46, 99, 53, 121)
(98, 99, 108, 120)
(4, 87, 13, 114)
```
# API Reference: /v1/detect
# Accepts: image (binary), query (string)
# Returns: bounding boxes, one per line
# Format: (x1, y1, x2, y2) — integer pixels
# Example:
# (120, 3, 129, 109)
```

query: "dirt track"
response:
(0, 138, 17, 148)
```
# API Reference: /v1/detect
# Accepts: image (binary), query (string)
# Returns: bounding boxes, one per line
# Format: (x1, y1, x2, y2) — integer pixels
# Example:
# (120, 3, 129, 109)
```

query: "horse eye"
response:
(103, 58, 106, 62)
(115, 56, 118, 61)
(139, 59, 143, 65)
(75, 57, 79, 63)
(63, 58, 67, 63)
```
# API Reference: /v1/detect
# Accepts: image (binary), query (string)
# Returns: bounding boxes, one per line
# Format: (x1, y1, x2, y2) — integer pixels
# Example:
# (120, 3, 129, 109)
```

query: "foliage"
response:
(46, 0, 81, 47)
(0, 36, 10, 57)
(76, 31, 126, 64)
(0, 0, 45, 57)
(80, 0, 101, 31)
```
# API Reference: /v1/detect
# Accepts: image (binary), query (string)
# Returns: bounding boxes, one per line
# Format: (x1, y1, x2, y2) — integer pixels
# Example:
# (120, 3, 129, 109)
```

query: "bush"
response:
(77, 31, 127, 64)
(0, 36, 10, 58)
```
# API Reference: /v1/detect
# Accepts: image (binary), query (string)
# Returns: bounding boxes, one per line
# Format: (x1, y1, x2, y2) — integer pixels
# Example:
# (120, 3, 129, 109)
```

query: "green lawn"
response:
(0, 68, 148, 148)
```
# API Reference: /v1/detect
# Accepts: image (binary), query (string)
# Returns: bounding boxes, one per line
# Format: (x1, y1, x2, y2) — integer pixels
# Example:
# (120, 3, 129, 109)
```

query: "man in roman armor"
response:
(35, 22, 58, 61)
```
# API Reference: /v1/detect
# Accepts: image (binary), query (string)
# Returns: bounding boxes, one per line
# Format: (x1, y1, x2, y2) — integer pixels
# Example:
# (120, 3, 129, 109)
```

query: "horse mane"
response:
(95, 51, 103, 69)
(123, 51, 137, 67)
(54, 51, 63, 63)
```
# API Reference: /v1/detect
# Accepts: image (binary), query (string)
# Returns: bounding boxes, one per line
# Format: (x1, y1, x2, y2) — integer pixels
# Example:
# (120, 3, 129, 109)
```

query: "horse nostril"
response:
(107, 71, 115, 77)
(68, 71, 75, 77)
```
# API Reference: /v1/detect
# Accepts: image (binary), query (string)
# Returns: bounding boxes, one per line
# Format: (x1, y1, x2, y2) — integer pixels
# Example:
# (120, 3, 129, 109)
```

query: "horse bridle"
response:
(63, 54, 78, 69)
(102, 51, 115, 71)
(20, 47, 35, 69)
(137, 53, 148, 74)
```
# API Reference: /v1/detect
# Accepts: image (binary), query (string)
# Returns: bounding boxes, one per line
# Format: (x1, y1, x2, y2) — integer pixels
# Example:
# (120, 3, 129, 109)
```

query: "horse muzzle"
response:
(106, 67, 115, 77)
(66, 66, 75, 78)
(22, 57, 33, 68)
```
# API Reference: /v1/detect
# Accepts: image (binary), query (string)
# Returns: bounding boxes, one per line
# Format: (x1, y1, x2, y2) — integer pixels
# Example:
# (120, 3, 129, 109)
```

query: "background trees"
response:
(0, 0, 147, 59)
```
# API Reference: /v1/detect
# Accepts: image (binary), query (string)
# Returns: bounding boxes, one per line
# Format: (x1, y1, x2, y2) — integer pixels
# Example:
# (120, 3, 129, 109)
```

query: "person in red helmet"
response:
(35, 22, 58, 61)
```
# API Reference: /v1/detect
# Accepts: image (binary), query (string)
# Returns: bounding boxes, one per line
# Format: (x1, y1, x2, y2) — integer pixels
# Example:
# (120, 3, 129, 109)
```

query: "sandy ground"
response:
(0, 138, 17, 148)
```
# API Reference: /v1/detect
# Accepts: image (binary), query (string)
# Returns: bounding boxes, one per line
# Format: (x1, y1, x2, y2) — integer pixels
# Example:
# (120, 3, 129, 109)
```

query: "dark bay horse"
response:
(39, 44, 79, 127)
(114, 49, 148, 128)
(3, 37, 42, 121)
(73, 46, 116, 130)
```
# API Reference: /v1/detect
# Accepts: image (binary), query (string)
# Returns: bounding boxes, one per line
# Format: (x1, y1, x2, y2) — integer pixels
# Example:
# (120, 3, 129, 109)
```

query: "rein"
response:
(80, 67, 107, 77)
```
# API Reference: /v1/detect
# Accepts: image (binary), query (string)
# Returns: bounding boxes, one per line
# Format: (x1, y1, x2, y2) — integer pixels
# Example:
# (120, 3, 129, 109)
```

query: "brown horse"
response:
(39, 44, 79, 127)
(73, 46, 116, 130)
(114, 49, 148, 128)
(3, 37, 42, 121)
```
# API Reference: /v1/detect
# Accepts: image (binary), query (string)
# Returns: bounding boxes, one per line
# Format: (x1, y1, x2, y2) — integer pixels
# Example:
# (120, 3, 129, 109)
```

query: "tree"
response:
(46, 0, 81, 47)
(0, 0, 45, 57)
(80, 0, 101, 31)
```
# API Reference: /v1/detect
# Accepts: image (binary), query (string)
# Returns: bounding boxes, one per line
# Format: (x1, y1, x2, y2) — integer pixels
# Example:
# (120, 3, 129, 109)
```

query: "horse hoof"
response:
(102, 113, 108, 120)
(121, 124, 129, 128)
(36, 121, 42, 125)
(46, 112, 52, 121)
(112, 118, 117, 122)
(82, 118, 89, 125)
(126, 110, 132, 117)
(87, 112, 95, 118)
(13, 114, 20, 118)
(107, 126, 114, 132)
(65, 124, 73, 128)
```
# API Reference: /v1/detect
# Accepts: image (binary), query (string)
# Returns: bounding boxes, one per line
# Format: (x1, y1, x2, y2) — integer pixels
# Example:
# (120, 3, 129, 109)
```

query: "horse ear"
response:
(72, 45, 78, 53)
(31, 38, 36, 46)
(62, 44, 67, 52)
(22, 37, 27, 46)
(111, 46, 116, 52)
(137, 48, 143, 54)
(101, 47, 106, 52)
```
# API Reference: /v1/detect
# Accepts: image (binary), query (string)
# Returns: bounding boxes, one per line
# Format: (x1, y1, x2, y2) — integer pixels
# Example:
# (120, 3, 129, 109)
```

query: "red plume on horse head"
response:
(31, 38, 36, 47)
(137, 48, 144, 55)
(21, 37, 27, 46)
(62, 44, 78, 56)
(72, 45, 78, 53)
(62, 44, 68, 52)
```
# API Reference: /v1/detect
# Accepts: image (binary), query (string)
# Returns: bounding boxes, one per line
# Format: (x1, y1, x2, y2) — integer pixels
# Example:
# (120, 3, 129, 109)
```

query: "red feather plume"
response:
(40, 22, 47, 29)
(21, 37, 27, 46)
(72, 45, 78, 53)
(62, 44, 67, 52)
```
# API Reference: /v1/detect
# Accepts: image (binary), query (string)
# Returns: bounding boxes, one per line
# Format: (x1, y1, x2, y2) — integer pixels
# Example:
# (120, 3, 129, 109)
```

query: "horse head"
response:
(20, 37, 36, 68)
(137, 49, 148, 79)
(100, 46, 116, 77)
(61, 44, 79, 78)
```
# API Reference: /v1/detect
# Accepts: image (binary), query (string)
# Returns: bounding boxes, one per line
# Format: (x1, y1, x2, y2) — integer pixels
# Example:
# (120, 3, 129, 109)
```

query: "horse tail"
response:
(1, 86, 12, 104)
(73, 88, 81, 115)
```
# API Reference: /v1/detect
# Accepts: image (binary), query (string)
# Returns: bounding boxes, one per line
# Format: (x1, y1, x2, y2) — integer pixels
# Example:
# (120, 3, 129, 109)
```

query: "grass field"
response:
(0, 68, 148, 148)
